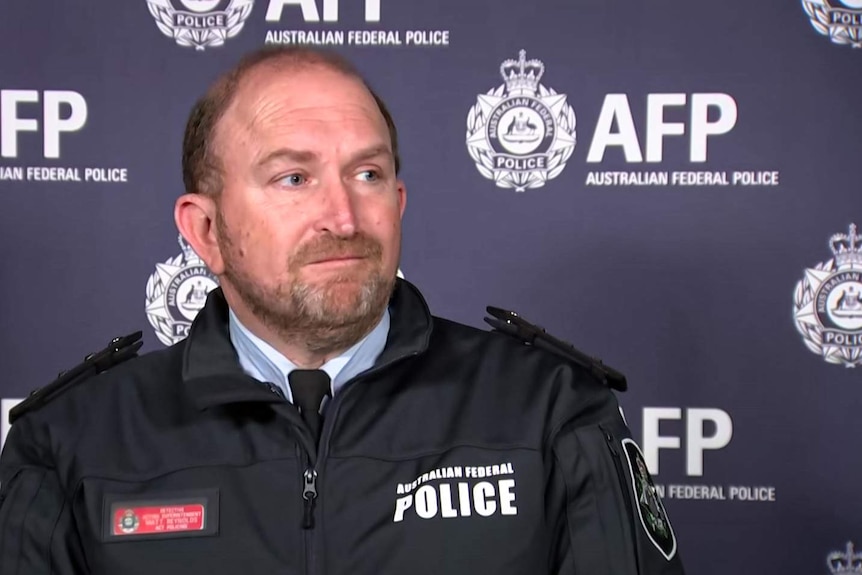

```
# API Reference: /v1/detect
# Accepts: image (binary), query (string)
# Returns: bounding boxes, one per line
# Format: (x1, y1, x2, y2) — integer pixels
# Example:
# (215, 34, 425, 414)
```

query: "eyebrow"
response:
(348, 144, 393, 166)
(255, 148, 318, 168)
(254, 144, 393, 170)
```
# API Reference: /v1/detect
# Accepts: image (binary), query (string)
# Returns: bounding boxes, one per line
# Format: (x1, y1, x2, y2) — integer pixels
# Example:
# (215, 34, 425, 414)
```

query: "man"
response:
(0, 47, 684, 574)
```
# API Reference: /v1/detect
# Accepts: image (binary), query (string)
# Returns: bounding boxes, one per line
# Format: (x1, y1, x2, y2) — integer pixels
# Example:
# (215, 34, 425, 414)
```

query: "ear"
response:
(174, 193, 225, 275)
(396, 179, 407, 219)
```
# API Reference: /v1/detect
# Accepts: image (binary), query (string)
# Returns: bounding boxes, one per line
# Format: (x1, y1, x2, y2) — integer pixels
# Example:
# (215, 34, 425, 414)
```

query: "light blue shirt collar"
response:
(228, 308, 390, 402)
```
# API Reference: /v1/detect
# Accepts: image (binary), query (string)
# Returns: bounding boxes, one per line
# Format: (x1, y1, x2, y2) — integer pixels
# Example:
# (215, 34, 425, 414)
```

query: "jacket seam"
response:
(10, 469, 48, 575)
(47, 478, 71, 575)
(70, 455, 300, 487)
(553, 429, 614, 574)
(552, 448, 577, 575)
(67, 444, 540, 485)
(327, 443, 539, 462)
(546, 412, 616, 453)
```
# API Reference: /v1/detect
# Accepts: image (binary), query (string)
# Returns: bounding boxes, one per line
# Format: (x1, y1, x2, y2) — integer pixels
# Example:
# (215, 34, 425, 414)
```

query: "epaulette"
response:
(484, 307, 627, 392)
(9, 331, 144, 424)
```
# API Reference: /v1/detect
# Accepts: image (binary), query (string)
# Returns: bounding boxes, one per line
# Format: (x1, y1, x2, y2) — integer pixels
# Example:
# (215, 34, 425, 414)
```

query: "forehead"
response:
(219, 63, 388, 145)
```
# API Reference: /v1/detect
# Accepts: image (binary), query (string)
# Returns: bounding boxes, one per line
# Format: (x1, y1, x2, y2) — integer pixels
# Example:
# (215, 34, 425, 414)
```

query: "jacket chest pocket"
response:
(76, 461, 306, 575)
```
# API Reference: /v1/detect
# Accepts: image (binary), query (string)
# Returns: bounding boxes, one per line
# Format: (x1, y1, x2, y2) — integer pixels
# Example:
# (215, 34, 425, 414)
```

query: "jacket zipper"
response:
(299, 447, 316, 575)
(304, 350, 421, 575)
(267, 381, 320, 574)
(312, 349, 421, 500)
(267, 385, 319, 532)
(302, 467, 318, 529)
(248, 353, 422, 575)
(600, 426, 637, 542)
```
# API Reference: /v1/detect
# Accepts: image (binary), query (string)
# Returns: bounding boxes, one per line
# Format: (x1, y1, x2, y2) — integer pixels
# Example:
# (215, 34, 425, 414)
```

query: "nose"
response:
(314, 177, 357, 237)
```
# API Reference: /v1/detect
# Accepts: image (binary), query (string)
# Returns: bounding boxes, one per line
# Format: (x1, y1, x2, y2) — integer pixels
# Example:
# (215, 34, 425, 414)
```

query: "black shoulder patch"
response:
(484, 307, 627, 391)
(10, 331, 144, 424)
(621, 438, 677, 560)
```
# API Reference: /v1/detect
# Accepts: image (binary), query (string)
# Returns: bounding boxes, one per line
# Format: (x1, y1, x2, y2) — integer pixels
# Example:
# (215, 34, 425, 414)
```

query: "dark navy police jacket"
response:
(0, 280, 685, 574)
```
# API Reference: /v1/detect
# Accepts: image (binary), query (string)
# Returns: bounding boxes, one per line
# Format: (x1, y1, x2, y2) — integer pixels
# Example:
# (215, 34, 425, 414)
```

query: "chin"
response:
(299, 272, 374, 303)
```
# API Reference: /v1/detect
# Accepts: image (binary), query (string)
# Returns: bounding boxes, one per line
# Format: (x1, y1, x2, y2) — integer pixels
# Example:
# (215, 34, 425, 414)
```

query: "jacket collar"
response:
(182, 278, 433, 410)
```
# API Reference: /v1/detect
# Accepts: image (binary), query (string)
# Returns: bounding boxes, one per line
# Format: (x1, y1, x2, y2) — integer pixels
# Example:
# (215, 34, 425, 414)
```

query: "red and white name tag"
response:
(113, 504, 205, 536)
(103, 489, 219, 541)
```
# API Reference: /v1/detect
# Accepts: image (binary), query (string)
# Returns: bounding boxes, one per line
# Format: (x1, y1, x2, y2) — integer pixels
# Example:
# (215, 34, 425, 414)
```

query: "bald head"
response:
(181, 46, 400, 197)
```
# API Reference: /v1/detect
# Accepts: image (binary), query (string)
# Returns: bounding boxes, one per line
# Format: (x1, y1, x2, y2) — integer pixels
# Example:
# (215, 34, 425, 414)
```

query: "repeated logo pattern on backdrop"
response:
(147, 0, 255, 51)
(147, 0, 452, 49)
(0, 90, 130, 184)
(826, 542, 862, 574)
(802, 0, 862, 48)
(261, 0, 450, 47)
(1, 2, 860, 574)
(145, 236, 219, 347)
(794, 224, 862, 367)
(466, 50, 576, 192)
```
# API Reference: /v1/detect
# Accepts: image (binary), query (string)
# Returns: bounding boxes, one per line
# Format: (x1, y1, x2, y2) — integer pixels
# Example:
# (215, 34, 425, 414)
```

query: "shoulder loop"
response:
(484, 307, 627, 392)
(9, 331, 144, 424)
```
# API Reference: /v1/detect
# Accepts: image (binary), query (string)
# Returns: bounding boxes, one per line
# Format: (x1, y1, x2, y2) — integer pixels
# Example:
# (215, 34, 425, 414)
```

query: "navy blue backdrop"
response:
(2, 1, 861, 572)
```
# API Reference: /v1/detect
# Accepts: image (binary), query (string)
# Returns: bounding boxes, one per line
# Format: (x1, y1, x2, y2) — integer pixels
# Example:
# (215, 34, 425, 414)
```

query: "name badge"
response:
(102, 489, 219, 542)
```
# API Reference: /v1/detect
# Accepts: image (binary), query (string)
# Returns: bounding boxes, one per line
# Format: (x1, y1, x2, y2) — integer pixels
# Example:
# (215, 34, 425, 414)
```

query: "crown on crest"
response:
(178, 234, 203, 265)
(829, 223, 862, 266)
(500, 50, 544, 94)
(828, 542, 862, 574)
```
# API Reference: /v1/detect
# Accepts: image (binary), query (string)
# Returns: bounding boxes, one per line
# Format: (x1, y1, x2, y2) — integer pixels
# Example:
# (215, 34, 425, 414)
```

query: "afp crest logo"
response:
(466, 50, 576, 192)
(802, 0, 862, 48)
(118, 510, 141, 534)
(147, 0, 254, 51)
(146, 235, 219, 346)
(793, 223, 862, 367)
(825, 542, 862, 574)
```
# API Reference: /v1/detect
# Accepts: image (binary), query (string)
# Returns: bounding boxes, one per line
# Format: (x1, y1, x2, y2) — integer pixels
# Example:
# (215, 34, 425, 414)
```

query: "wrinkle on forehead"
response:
(223, 64, 385, 144)
(248, 102, 381, 136)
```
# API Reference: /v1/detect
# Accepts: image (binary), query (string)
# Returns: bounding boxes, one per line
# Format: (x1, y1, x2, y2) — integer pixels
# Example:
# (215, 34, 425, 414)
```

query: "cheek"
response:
(368, 196, 403, 229)
(369, 208, 401, 246)
(378, 212, 403, 264)
(237, 229, 252, 258)
(227, 219, 255, 258)
(227, 219, 284, 273)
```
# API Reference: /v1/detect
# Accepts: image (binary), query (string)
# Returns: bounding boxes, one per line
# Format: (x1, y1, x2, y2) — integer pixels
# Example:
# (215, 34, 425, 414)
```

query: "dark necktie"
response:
(288, 369, 331, 442)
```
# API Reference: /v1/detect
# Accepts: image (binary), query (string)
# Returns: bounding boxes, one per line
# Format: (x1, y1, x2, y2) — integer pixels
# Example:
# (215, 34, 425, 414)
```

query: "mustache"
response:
(290, 233, 383, 267)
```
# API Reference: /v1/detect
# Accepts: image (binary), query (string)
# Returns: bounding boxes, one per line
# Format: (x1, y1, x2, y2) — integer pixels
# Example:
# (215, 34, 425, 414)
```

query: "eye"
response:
(357, 170, 380, 182)
(278, 173, 306, 187)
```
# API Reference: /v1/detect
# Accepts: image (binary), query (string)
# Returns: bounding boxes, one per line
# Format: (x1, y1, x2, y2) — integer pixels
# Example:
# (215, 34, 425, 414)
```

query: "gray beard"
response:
(243, 270, 393, 355)
(217, 212, 395, 358)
